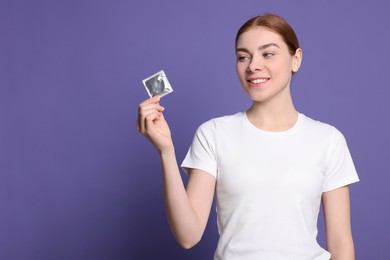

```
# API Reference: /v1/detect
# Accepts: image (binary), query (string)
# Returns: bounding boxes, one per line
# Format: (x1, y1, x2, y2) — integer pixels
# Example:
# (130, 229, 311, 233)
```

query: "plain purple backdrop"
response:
(1, 0, 389, 259)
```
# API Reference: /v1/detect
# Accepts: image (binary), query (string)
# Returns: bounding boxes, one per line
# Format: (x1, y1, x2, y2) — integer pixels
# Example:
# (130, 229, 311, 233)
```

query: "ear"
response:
(292, 48, 302, 73)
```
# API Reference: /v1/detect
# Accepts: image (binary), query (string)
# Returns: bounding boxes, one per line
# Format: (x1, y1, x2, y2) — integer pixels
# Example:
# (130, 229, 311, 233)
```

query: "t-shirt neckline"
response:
(242, 111, 303, 135)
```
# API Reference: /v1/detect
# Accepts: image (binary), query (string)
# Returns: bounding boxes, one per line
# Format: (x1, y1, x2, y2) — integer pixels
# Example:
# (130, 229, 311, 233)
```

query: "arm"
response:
(322, 185, 355, 260)
(161, 155, 215, 248)
(137, 96, 216, 248)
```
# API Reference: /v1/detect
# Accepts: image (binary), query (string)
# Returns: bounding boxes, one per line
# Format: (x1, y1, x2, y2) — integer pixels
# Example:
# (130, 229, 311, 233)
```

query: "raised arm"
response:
(322, 185, 355, 260)
(137, 96, 216, 248)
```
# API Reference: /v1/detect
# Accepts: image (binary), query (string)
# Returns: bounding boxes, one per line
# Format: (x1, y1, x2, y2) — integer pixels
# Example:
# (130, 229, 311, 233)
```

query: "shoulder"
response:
(189, 112, 243, 149)
(300, 113, 344, 140)
(299, 114, 349, 150)
(197, 112, 244, 132)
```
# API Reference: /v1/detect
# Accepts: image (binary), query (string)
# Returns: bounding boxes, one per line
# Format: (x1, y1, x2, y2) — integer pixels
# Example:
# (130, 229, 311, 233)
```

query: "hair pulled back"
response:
(235, 14, 300, 56)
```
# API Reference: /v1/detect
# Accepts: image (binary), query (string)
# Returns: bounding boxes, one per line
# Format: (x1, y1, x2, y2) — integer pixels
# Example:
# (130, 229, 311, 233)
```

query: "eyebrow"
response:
(236, 43, 281, 53)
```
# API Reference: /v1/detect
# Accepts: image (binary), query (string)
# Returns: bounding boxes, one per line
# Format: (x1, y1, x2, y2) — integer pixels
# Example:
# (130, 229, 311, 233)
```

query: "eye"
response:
(237, 55, 250, 62)
(263, 52, 274, 58)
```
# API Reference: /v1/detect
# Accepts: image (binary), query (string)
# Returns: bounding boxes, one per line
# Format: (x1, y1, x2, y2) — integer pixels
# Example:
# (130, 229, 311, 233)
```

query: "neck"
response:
(246, 94, 298, 132)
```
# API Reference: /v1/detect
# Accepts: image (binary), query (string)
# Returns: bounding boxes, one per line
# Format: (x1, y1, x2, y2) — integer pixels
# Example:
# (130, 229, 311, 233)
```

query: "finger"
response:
(139, 103, 165, 113)
(144, 111, 161, 132)
(137, 96, 163, 134)
(137, 102, 164, 133)
(138, 96, 165, 113)
(136, 114, 142, 132)
(138, 95, 161, 108)
(139, 105, 164, 124)
(139, 109, 162, 134)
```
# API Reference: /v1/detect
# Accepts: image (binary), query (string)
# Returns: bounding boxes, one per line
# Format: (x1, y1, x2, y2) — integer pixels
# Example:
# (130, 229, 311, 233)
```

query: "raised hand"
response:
(137, 96, 173, 153)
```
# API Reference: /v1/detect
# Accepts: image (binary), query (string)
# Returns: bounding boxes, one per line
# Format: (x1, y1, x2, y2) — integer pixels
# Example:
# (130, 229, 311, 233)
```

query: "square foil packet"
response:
(142, 70, 173, 98)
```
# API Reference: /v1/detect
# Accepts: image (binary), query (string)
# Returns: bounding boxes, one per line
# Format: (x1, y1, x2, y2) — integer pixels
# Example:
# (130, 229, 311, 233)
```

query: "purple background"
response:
(1, 0, 389, 259)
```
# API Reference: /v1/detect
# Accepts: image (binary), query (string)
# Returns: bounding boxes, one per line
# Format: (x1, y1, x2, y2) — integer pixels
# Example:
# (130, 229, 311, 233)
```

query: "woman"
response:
(137, 14, 359, 260)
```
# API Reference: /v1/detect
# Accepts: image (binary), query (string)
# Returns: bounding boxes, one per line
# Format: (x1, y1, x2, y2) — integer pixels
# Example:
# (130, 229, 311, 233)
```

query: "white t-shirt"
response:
(181, 112, 359, 260)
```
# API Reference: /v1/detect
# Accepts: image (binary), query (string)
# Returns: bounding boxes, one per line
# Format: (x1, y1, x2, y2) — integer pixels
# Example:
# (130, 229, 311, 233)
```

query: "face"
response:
(236, 27, 301, 103)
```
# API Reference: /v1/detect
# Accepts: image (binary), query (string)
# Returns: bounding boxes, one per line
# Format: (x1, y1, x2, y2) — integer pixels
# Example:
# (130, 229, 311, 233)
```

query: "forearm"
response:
(323, 186, 355, 260)
(328, 241, 355, 260)
(160, 149, 203, 248)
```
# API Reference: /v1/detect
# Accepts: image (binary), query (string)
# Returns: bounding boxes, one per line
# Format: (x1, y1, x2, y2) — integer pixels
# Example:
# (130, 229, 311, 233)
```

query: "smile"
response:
(251, 79, 266, 84)
(248, 78, 269, 84)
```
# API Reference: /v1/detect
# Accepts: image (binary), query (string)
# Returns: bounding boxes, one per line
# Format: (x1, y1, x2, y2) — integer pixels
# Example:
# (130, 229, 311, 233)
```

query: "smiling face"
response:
(236, 26, 302, 103)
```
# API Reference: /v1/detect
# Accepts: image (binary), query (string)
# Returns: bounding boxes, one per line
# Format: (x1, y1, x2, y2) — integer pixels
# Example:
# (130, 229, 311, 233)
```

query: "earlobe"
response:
(292, 48, 303, 72)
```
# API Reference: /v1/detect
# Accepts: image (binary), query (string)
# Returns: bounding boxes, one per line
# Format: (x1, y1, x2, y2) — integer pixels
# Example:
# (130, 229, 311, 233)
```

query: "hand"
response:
(137, 96, 174, 153)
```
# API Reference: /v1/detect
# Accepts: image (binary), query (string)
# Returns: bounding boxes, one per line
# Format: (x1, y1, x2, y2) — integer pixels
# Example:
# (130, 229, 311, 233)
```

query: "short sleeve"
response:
(323, 128, 360, 192)
(181, 121, 217, 178)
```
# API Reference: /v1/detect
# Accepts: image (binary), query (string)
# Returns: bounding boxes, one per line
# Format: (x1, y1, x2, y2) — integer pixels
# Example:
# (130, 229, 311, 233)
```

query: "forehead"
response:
(236, 27, 286, 49)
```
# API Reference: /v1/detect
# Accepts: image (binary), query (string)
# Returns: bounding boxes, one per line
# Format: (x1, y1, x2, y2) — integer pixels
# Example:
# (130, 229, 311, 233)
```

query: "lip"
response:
(247, 77, 270, 88)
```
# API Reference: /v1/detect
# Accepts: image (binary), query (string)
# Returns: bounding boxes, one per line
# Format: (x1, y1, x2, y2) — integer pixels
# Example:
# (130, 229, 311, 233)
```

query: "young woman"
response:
(137, 14, 359, 260)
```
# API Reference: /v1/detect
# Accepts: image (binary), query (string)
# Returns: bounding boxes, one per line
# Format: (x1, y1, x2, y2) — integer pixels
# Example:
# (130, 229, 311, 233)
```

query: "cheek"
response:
(271, 60, 293, 77)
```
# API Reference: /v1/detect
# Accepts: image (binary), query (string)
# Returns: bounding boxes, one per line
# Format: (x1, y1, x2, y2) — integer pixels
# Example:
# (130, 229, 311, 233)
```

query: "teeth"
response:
(251, 78, 267, 84)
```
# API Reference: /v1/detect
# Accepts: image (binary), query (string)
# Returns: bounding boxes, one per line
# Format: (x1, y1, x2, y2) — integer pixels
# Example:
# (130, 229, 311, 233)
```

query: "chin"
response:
(246, 94, 269, 103)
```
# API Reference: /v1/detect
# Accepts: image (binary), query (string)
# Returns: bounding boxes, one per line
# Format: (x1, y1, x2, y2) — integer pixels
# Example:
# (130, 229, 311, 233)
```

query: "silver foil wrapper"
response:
(142, 70, 173, 98)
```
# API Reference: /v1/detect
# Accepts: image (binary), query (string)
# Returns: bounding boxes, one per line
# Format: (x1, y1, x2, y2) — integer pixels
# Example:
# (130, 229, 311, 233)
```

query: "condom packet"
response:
(142, 70, 173, 98)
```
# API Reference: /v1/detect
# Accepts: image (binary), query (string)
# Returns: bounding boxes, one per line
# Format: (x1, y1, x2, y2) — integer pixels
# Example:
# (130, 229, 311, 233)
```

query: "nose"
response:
(247, 56, 263, 73)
